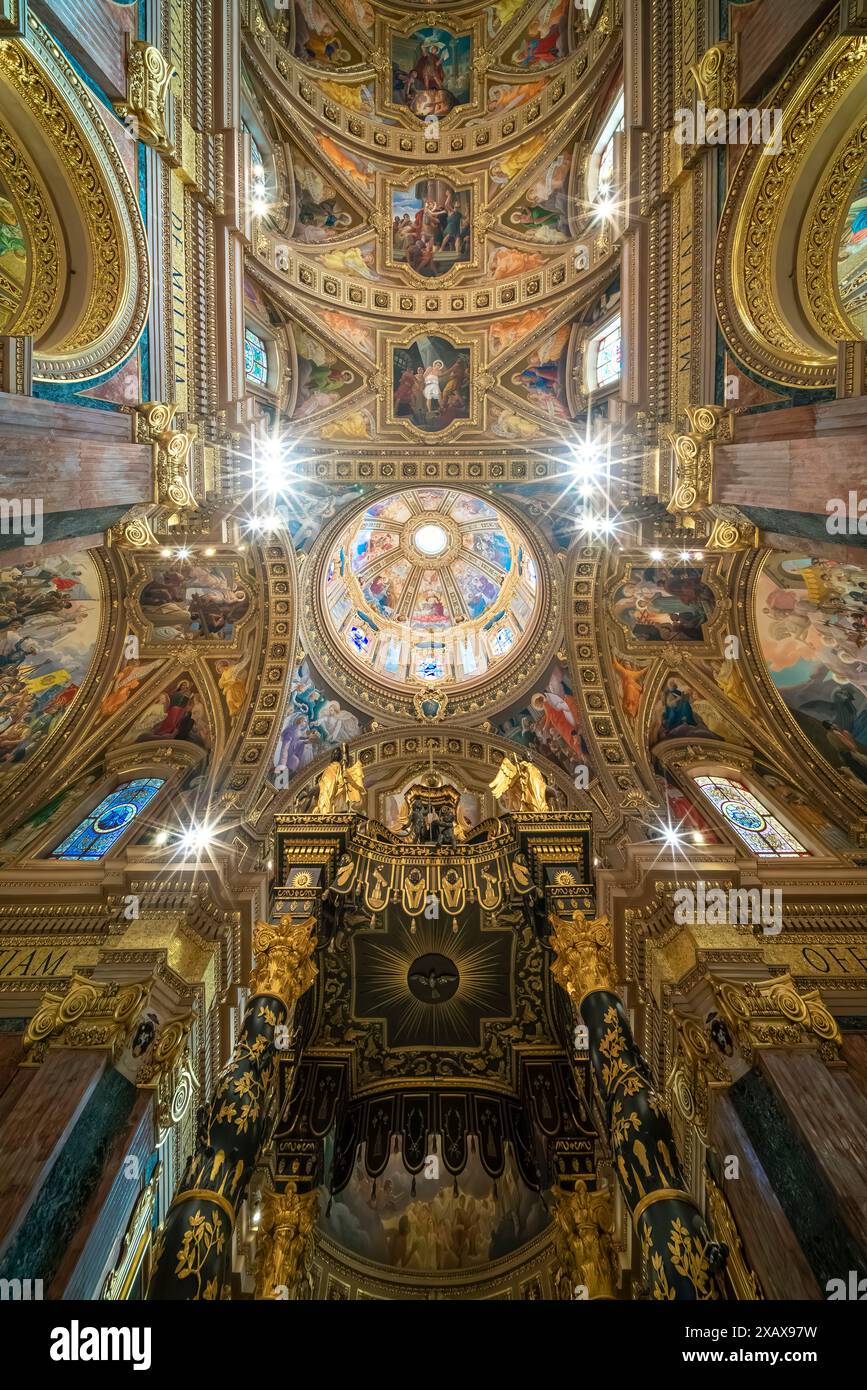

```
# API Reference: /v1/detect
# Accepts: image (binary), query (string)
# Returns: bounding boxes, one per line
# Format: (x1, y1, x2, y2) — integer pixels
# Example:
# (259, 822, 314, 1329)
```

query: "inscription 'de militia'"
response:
(0, 947, 71, 979)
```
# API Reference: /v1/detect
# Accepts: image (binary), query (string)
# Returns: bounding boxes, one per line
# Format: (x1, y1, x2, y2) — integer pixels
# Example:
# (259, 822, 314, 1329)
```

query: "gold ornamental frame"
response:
(377, 165, 484, 288)
(378, 320, 484, 440)
(374, 13, 485, 132)
(604, 555, 729, 660)
(127, 554, 256, 659)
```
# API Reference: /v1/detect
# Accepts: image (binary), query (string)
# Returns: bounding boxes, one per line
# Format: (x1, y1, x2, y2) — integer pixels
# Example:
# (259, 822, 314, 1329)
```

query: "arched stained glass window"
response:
(245, 327, 268, 385)
(693, 776, 809, 857)
(594, 318, 622, 387)
(51, 779, 164, 860)
(241, 118, 267, 204)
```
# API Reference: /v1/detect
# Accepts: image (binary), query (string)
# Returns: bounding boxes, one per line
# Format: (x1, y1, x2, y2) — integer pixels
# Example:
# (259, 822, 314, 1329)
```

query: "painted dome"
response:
(322, 488, 540, 690)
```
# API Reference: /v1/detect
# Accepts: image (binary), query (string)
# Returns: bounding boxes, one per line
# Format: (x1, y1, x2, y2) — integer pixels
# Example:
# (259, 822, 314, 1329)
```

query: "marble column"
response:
(549, 909, 723, 1300)
(148, 916, 317, 1300)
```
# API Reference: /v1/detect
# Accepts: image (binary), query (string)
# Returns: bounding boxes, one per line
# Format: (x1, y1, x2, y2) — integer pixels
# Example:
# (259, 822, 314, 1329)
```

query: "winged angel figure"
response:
(314, 747, 366, 815)
(489, 752, 550, 813)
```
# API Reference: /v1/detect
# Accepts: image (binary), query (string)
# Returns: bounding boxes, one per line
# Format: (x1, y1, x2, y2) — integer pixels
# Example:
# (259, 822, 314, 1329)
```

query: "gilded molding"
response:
(0, 120, 61, 337)
(0, 12, 149, 380)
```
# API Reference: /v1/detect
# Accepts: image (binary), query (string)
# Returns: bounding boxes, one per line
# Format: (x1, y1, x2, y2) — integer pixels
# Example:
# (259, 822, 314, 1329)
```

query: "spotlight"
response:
(153, 829, 169, 847)
(593, 194, 617, 222)
(679, 550, 692, 562)
(251, 195, 269, 218)
(650, 549, 664, 561)
(175, 547, 191, 561)
(179, 821, 217, 858)
(204, 547, 216, 557)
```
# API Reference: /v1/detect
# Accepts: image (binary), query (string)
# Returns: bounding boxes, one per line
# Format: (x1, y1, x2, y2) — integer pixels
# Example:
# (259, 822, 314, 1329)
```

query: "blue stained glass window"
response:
(51, 779, 165, 860)
(595, 319, 622, 387)
(245, 327, 268, 385)
(693, 776, 809, 857)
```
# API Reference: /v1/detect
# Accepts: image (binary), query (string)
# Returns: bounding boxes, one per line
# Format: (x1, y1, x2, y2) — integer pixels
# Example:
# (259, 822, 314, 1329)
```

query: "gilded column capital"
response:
(22, 975, 149, 1065)
(688, 40, 739, 112)
(666, 406, 733, 516)
(553, 1180, 617, 1299)
(115, 40, 176, 156)
(249, 915, 318, 1012)
(548, 908, 616, 1008)
(715, 973, 842, 1066)
(253, 1185, 319, 1300)
(134, 404, 197, 510)
(668, 1013, 732, 1145)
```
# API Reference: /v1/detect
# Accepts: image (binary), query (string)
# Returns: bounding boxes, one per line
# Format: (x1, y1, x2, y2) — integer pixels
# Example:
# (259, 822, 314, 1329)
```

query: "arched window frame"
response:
(675, 758, 827, 860)
(585, 312, 622, 394)
(19, 745, 205, 864)
(586, 91, 625, 207)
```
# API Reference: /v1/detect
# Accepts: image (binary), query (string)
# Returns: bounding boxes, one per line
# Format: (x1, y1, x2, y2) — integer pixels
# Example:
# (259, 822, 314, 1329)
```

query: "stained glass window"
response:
(592, 96, 624, 201)
(242, 119, 267, 204)
(594, 318, 622, 387)
(693, 776, 809, 857)
(51, 780, 164, 860)
(245, 327, 268, 385)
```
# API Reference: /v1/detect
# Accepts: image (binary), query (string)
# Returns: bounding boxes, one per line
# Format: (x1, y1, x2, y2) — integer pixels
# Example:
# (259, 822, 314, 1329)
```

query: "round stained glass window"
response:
(721, 802, 765, 833)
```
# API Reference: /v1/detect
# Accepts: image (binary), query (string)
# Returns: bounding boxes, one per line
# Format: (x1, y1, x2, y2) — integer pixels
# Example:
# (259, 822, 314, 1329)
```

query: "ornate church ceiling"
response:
(244, 0, 622, 457)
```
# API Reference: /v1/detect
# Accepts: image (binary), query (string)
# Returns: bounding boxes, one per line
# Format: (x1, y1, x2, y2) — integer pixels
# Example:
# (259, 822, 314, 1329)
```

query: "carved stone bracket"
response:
(135, 402, 197, 510)
(688, 41, 738, 113)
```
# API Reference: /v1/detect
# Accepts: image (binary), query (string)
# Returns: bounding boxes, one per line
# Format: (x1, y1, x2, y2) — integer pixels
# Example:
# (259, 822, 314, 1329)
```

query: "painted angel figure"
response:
(314, 746, 366, 815)
(489, 751, 549, 812)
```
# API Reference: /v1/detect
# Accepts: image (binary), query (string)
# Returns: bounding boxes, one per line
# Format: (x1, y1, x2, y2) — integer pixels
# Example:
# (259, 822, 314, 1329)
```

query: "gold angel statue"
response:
(489, 752, 549, 813)
(314, 746, 365, 815)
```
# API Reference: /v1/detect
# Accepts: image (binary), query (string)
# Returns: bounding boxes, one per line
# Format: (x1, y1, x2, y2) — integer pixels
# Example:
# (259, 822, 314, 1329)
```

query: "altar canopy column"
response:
(148, 916, 317, 1300)
(549, 911, 723, 1300)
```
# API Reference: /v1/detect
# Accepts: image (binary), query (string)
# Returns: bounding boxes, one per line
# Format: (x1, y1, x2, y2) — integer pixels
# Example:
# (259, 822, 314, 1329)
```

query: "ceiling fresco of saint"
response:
(1, 0, 867, 1325)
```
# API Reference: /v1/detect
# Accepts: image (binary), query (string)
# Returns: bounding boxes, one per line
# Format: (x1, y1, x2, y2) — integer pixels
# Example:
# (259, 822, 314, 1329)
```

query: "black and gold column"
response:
(550, 909, 722, 1300)
(148, 917, 317, 1300)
